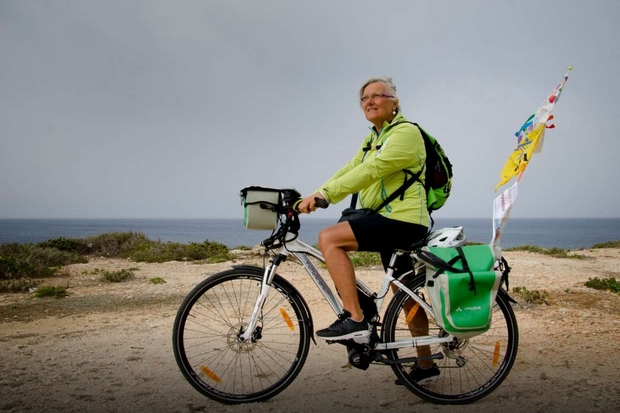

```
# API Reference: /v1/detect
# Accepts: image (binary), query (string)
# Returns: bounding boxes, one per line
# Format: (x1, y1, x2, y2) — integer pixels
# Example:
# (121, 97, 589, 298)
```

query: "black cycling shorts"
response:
(347, 214, 428, 276)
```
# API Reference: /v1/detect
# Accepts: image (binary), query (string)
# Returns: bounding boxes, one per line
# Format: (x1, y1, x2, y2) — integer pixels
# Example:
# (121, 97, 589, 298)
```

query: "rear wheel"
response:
(173, 268, 312, 404)
(383, 275, 519, 404)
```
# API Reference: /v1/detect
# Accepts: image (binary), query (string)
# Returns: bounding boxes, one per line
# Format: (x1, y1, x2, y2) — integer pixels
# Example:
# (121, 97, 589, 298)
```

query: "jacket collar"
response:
(370, 111, 407, 135)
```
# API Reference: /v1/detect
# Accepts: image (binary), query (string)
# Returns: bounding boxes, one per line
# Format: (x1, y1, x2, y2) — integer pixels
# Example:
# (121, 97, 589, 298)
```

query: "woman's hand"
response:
(298, 192, 326, 214)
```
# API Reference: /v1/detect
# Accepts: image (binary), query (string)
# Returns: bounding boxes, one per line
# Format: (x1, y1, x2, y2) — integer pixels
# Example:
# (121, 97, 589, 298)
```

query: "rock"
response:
(251, 244, 268, 256)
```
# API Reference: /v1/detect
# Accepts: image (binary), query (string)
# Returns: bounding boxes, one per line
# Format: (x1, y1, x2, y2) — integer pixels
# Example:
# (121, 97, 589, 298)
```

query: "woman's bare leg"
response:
(318, 222, 362, 321)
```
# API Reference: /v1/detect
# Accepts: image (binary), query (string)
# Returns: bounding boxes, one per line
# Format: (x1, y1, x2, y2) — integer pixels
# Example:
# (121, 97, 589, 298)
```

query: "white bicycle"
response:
(172, 188, 518, 405)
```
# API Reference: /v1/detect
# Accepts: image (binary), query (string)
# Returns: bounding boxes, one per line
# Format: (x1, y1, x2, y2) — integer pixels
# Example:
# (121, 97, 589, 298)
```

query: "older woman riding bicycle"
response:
(298, 76, 439, 384)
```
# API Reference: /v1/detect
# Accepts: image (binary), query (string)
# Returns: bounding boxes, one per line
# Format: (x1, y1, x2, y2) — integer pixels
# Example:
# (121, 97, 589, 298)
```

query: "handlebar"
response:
(314, 197, 329, 209)
(261, 196, 328, 249)
(291, 197, 329, 213)
(241, 187, 328, 249)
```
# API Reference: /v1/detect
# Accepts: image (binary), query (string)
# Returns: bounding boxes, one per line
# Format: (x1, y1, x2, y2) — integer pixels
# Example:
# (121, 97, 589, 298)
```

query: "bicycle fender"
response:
(231, 265, 316, 345)
(498, 287, 518, 304)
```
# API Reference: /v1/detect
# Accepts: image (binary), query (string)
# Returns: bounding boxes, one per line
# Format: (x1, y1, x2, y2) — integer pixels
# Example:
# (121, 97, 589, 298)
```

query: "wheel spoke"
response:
(383, 275, 519, 404)
(172, 270, 310, 404)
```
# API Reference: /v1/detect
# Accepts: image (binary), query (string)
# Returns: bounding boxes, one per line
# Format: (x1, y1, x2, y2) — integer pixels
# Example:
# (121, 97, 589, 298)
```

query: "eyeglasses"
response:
(360, 93, 394, 103)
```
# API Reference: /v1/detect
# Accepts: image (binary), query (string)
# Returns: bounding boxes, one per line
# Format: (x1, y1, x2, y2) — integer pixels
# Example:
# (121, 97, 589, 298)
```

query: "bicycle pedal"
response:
(325, 339, 349, 345)
(325, 336, 371, 345)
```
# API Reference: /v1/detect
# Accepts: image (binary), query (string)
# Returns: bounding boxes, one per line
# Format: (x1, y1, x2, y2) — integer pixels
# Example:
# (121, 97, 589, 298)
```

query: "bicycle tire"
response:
(383, 275, 519, 404)
(172, 267, 312, 404)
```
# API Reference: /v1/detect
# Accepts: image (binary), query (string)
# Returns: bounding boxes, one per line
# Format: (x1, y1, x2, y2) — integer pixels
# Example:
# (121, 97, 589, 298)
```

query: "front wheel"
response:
(383, 275, 519, 404)
(172, 268, 312, 404)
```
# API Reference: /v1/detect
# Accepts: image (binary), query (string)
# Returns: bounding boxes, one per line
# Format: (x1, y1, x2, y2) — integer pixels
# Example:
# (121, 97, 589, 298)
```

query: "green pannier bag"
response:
(419, 245, 501, 339)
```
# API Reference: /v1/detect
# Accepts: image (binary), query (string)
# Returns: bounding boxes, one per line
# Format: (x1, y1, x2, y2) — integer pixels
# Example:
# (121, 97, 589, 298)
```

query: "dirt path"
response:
(1, 249, 619, 413)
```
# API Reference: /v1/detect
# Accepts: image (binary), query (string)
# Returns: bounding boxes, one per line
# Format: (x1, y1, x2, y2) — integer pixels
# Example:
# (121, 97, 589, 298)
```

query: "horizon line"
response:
(1, 216, 620, 220)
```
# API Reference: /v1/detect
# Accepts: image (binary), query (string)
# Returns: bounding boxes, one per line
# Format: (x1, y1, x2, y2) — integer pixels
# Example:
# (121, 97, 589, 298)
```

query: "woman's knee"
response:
(318, 227, 336, 251)
(318, 223, 357, 251)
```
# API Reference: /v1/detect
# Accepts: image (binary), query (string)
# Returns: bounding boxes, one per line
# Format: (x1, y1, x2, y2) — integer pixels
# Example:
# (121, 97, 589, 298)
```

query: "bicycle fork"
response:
(237, 259, 280, 343)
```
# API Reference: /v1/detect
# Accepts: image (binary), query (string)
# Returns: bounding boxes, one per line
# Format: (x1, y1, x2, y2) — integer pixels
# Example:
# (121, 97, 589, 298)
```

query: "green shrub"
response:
(0, 278, 39, 293)
(33, 285, 69, 298)
(505, 245, 584, 259)
(0, 243, 86, 280)
(1, 233, 233, 286)
(584, 277, 620, 294)
(101, 269, 135, 283)
(591, 241, 620, 249)
(505, 245, 544, 253)
(36, 232, 153, 257)
(38, 237, 90, 254)
(512, 286, 549, 304)
(130, 240, 232, 263)
(349, 251, 382, 267)
(150, 277, 166, 284)
(82, 232, 151, 257)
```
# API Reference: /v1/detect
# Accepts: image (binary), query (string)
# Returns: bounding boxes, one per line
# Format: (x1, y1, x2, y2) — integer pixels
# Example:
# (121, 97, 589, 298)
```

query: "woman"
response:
(298, 77, 439, 384)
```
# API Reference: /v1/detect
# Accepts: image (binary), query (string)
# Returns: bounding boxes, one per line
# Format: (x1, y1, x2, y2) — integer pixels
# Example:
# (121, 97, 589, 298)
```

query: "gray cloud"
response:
(1, 0, 619, 219)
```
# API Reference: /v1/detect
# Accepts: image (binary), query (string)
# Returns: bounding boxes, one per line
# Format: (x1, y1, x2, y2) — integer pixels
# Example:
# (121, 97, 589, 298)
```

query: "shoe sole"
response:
(316, 329, 371, 341)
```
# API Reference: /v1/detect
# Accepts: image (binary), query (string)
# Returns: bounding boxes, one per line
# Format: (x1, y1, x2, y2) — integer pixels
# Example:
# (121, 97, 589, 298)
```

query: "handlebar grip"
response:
(314, 197, 329, 209)
(292, 197, 329, 212)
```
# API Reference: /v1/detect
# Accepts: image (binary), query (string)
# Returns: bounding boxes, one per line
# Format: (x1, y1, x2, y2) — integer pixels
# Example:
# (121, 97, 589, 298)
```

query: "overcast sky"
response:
(1, 0, 619, 220)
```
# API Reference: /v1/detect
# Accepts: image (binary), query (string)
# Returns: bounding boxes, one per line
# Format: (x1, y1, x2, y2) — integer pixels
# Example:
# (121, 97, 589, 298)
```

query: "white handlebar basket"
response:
(240, 186, 281, 230)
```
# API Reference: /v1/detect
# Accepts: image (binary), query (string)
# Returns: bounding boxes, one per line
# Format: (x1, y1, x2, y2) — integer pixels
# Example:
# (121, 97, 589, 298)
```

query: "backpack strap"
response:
(350, 137, 374, 208)
(396, 121, 439, 231)
(392, 121, 429, 190)
(349, 165, 423, 211)
(372, 167, 422, 212)
(349, 122, 425, 213)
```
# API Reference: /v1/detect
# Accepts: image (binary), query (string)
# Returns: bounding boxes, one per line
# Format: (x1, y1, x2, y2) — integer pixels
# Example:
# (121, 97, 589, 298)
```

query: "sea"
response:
(0, 217, 619, 250)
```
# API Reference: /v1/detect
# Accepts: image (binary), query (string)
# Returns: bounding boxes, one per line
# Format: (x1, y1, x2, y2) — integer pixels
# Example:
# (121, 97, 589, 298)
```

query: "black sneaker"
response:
(316, 311, 370, 340)
(394, 364, 441, 386)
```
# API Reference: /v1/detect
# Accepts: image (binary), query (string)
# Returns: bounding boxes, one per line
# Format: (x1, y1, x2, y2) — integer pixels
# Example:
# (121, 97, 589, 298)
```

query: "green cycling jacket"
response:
(318, 112, 429, 228)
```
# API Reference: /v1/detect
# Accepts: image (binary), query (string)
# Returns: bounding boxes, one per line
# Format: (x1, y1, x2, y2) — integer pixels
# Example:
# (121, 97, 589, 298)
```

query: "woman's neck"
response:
(372, 114, 396, 133)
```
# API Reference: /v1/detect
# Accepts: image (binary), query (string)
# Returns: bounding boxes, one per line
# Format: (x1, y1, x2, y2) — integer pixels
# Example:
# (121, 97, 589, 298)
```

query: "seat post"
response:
(387, 250, 405, 277)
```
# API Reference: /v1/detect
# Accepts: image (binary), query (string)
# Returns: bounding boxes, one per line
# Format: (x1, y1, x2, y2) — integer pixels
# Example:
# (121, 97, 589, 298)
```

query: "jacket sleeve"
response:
(314, 136, 370, 201)
(319, 124, 424, 204)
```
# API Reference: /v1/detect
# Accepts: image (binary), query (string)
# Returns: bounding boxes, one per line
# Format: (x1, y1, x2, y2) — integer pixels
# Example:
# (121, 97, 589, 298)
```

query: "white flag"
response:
(490, 182, 518, 259)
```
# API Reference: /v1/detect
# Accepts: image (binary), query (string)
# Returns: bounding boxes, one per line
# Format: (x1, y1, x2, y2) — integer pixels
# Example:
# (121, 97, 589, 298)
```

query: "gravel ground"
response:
(1, 248, 619, 413)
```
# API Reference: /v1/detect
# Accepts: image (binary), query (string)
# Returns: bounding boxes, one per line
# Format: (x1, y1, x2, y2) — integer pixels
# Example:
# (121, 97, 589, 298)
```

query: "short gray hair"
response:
(359, 76, 400, 112)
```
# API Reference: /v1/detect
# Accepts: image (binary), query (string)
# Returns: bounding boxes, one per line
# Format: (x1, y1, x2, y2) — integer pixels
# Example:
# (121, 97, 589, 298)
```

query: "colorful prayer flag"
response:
(490, 68, 571, 254)
(495, 123, 546, 190)
(495, 68, 571, 191)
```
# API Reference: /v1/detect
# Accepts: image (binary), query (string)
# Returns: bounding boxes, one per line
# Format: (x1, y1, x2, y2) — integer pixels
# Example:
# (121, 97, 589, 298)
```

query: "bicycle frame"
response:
(239, 234, 456, 350)
(176, 188, 518, 405)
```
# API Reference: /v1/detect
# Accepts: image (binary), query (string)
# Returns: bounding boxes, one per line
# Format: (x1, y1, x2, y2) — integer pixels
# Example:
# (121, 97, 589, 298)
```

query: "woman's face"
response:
(361, 82, 397, 128)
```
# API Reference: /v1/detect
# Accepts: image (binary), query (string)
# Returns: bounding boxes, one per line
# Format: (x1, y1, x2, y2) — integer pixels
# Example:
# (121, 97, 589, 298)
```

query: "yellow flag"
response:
(495, 123, 545, 191)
